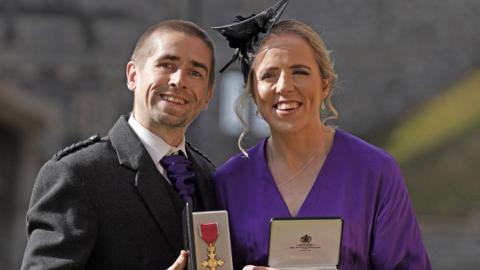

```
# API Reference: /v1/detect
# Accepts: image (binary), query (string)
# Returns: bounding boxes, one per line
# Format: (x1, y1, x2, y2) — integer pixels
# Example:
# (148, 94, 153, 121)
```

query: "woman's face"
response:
(252, 34, 329, 134)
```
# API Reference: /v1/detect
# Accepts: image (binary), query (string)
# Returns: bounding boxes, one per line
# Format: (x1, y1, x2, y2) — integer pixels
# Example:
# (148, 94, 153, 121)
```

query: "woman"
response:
(213, 19, 431, 270)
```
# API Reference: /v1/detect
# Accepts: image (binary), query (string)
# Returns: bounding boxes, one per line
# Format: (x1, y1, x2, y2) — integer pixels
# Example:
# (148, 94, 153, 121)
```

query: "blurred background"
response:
(1, 0, 479, 269)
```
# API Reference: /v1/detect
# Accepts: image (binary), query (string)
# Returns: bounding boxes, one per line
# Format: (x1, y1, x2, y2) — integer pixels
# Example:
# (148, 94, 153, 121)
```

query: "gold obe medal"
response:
(199, 223, 224, 270)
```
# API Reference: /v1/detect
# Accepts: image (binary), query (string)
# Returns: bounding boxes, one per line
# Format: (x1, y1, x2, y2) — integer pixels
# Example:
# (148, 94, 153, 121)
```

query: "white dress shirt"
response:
(128, 115, 187, 183)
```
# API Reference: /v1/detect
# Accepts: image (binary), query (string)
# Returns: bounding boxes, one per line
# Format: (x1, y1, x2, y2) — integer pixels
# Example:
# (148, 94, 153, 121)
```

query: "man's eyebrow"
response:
(154, 55, 208, 74)
(191, 60, 209, 74)
(154, 54, 180, 63)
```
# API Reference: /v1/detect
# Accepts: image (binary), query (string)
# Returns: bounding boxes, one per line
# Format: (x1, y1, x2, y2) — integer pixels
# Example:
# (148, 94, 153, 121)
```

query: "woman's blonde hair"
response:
(235, 19, 339, 156)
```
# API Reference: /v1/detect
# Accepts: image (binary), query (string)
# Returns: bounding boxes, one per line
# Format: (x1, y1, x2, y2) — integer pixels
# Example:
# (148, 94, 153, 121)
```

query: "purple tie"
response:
(160, 153, 196, 204)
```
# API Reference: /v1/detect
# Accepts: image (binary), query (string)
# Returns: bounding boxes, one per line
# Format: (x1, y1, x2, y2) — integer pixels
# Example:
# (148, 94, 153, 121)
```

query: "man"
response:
(21, 20, 217, 270)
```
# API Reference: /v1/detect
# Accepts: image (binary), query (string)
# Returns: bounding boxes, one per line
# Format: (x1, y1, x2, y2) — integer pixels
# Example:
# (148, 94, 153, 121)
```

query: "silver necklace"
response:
(268, 141, 322, 188)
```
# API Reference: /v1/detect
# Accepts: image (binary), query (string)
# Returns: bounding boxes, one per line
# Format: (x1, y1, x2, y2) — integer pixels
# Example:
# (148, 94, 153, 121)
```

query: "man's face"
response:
(127, 31, 213, 135)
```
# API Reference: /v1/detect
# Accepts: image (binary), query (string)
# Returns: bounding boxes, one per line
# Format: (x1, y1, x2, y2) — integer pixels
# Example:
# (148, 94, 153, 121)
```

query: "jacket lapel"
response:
(109, 116, 183, 252)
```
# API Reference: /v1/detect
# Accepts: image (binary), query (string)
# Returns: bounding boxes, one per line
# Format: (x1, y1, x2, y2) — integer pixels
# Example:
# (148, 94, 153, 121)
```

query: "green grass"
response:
(385, 70, 480, 164)
(402, 128, 480, 216)
(381, 70, 480, 216)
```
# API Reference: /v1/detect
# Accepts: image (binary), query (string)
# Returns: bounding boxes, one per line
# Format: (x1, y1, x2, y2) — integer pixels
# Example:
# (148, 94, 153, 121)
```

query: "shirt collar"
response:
(128, 115, 187, 163)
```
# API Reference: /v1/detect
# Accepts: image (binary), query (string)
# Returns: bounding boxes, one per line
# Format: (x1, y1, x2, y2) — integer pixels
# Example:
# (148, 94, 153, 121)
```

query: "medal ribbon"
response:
(200, 223, 219, 244)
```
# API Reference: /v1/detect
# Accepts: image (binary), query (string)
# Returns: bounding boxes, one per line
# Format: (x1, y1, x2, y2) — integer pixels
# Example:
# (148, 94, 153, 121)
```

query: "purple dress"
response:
(213, 129, 431, 270)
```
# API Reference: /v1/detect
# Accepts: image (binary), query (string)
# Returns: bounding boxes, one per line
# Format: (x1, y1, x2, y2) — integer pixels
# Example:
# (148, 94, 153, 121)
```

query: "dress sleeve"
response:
(370, 157, 431, 270)
(21, 160, 98, 270)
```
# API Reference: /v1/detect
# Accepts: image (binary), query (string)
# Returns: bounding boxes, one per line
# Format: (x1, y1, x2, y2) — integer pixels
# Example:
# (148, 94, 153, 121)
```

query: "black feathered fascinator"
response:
(212, 0, 289, 82)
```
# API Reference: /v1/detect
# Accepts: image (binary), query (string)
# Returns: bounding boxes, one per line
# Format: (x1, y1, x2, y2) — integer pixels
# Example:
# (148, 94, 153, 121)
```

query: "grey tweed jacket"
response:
(21, 115, 217, 270)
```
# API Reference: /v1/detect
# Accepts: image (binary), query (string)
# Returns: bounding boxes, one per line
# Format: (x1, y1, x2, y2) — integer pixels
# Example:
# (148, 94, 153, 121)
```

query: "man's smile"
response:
(160, 94, 188, 105)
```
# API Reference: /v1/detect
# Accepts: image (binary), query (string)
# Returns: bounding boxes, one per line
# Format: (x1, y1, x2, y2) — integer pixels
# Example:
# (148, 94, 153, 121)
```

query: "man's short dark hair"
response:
(131, 20, 216, 87)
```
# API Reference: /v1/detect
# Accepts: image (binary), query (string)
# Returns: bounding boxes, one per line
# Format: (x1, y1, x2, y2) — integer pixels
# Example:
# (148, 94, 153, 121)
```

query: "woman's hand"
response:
(167, 250, 188, 270)
(242, 265, 279, 270)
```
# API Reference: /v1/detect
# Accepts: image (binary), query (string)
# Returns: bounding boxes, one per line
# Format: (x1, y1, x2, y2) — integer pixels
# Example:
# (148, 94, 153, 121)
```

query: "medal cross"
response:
(201, 243, 224, 270)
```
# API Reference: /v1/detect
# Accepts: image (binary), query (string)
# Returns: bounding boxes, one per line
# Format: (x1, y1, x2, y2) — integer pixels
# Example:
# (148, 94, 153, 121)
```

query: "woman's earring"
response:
(321, 101, 326, 111)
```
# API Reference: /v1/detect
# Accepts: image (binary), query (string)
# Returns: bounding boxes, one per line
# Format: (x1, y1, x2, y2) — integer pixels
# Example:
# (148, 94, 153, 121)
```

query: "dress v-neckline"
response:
(260, 130, 339, 217)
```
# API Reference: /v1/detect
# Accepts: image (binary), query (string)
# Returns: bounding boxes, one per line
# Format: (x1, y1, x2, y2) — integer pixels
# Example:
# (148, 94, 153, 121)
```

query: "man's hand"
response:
(242, 265, 279, 270)
(167, 250, 189, 270)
